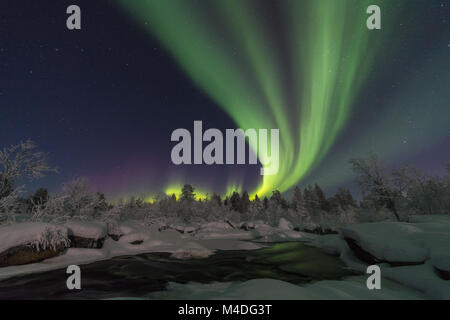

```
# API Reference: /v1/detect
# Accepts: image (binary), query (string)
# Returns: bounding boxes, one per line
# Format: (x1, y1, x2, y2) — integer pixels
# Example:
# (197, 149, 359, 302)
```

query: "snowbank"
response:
(340, 219, 450, 268)
(278, 218, 293, 231)
(309, 234, 347, 256)
(341, 222, 428, 264)
(0, 221, 262, 280)
(0, 222, 68, 253)
(148, 277, 424, 300)
(65, 221, 107, 240)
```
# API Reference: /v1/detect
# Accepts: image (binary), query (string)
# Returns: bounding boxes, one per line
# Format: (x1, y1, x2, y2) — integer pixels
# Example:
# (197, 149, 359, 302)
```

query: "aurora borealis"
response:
(1, 0, 449, 200)
(117, 0, 413, 196)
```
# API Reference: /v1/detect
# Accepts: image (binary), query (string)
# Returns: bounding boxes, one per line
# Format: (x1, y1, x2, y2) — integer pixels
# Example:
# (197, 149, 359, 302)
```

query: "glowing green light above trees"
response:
(117, 0, 396, 197)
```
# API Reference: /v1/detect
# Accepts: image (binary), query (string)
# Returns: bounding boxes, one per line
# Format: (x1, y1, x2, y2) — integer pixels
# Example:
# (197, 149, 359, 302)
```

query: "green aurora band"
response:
(117, 0, 398, 197)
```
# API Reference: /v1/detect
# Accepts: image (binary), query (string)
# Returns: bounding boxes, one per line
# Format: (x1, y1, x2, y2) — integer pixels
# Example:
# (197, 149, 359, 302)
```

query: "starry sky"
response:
(1, 0, 449, 200)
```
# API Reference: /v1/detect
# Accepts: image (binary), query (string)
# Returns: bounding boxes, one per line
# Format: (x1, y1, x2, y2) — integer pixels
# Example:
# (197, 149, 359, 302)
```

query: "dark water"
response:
(0, 242, 358, 299)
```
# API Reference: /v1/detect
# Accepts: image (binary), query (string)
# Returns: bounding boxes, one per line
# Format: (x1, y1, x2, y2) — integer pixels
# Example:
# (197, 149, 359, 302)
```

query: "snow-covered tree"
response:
(31, 178, 107, 222)
(181, 184, 195, 201)
(392, 166, 450, 216)
(350, 154, 402, 221)
(0, 140, 57, 223)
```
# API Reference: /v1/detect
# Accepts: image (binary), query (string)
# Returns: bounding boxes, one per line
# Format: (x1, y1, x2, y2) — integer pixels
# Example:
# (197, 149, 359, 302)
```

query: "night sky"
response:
(1, 0, 449, 200)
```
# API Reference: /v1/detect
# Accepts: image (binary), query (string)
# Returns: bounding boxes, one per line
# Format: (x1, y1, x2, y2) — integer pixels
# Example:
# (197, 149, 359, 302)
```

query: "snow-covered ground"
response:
(1, 215, 449, 299)
(65, 220, 107, 240)
(146, 277, 424, 300)
(0, 220, 308, 281)
(0, 222, 69, 253)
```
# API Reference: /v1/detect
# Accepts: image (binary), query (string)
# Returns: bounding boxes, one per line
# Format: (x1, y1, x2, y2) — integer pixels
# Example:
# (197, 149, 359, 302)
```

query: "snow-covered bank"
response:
(1, 215, 449, 300)
(147, 277, 424, 300)
(146, 214, 450, 300)
(326, 215, 450, 299)
(0, 220, 308, 281)
(0, 223, 68, 254)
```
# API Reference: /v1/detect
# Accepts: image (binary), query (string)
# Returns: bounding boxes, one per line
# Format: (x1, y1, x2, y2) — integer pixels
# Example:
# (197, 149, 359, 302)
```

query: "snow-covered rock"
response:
(195, 222, 253, 240)
(65, 221, 107, 240)
(278, 218, 293, 231)
(341, 222, 428, 265)
(65, 221, 107, 249)
(382, 262, 450, 299)
(239, 221, 256, 231)
(172, 224, 197, 234)
(119, 232, 150, 245)
(0, 223, 69, 267)
(341, 218, 450, 269)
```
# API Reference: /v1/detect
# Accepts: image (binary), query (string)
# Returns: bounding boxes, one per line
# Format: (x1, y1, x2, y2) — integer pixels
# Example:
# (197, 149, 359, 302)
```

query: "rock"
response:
(119, 232, 149, 245)
(278, 218, 293, 231)
(0, 242, 67, 267)
(109, 234, 122, 241)
(344, 237, 383, 265)
(65, 221, 107, 249)
(0, 223, 69, 267)
(340, 222, 429, 266)
(106, 221, 122, 241)
(171, 225, 197, 234)
(239, 222, 256, 231)
(431, 253, 450, 280)
(344, 237, 424, 267)
(158, 224, 170, 232)
(295, 226, 337, 235)
(68, 235, 105, 249)
(434, 267, 450, 280)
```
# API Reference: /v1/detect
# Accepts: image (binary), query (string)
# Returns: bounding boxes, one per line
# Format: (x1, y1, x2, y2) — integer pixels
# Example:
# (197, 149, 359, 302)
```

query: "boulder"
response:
(65, 221, 107, 249)
(68, 235, 105, 249)
(434, 267, 450, 280)
(119, 232, 149, 245)
(340, 222, 428, 266)
(0, 223, 69, 267)
(109, 234, 122, 241)
(294, 226, 337, 235)
(239, 222, 256, 231)
(0, 242, 67, 267)
(278, 218, 293, 231)
(106, 221, 122, 241)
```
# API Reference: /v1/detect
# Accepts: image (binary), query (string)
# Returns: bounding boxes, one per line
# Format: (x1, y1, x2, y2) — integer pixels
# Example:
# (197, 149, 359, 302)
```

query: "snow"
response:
(340, 222, 428, 263)
(64, 221, 107, 240)
(195, 222, 254, 240)
(340, 219, 450, 270)
(0, 222, 68, 253)
(118, 232, 151, 244)
(309, 234, 347, 256)
(0, 221, 265, 280)
(119, 220, 146, 235)
(408, 215, 450, 224)
(332, 216, 450, 299)
(148, 276, 424, 300)
(1, 215, 449, 300)
(381, 262, 450, 299)
(278, 218, 293, 230)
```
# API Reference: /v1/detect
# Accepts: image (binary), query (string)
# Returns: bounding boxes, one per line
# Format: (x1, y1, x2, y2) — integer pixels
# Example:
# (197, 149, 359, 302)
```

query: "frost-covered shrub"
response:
(30, 178, 107, 223)
(0, 140, 57, 222)
(29, 226, 70, 252)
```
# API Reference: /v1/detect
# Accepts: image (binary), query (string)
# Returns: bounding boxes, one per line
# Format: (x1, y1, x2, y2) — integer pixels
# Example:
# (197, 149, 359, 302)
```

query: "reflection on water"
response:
(0, 242, 358, 299)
